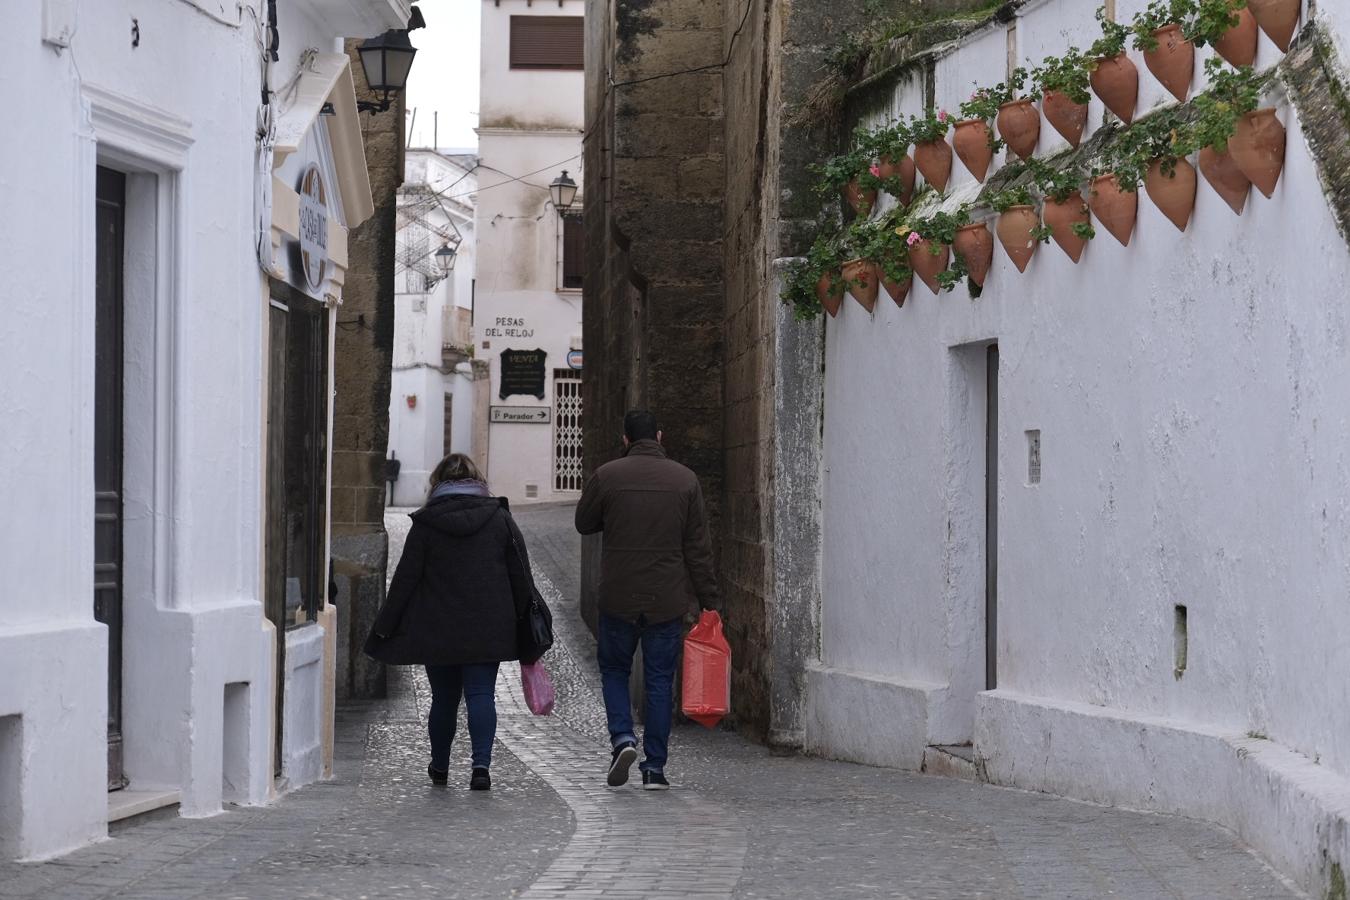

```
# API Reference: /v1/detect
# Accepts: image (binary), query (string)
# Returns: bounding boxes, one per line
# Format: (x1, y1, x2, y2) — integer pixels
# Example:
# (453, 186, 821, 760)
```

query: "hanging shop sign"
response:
(283, 162, 331, 301)
(567, 349, 584, 370)
(491, 406, 551, 424)
(499, 348, 547, 400)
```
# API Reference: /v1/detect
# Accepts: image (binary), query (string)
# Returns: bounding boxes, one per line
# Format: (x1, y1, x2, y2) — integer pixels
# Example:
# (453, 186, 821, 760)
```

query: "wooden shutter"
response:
(562, 215, 584, 290)
(510, 16, 584, 70)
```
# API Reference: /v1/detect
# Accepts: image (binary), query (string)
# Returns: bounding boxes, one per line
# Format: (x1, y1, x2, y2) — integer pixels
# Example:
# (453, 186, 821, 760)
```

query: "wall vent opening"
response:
(1026, 430, 1041, 484)
(0, 715, 21, 856)
(1174, 605, 1188, 679)
(222, 683, 249, 804)
(525, 482, 539, 500)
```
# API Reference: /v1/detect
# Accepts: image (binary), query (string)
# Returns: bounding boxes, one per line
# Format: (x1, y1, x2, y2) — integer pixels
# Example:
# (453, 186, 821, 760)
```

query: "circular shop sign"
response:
(298, 164, 329, 291)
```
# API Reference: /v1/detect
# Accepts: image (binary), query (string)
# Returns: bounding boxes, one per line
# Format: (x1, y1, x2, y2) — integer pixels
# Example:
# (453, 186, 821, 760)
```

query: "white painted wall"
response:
(390, 150, 479, 505)
(809, 1, 1350, 894)
(0, 0, 400, 862)
(476, 0, 585, 505)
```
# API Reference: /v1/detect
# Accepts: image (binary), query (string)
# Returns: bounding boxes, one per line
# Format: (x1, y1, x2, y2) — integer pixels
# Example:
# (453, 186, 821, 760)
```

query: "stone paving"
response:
(0, 502, 1306, 899)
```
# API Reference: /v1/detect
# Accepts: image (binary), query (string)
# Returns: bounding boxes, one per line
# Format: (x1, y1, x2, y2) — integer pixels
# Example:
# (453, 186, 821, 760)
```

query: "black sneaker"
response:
(642, 771, 671, 791)
(607, 742, 638, 787)
(470, 767, 491, 791)
(427, 764, 449, 786)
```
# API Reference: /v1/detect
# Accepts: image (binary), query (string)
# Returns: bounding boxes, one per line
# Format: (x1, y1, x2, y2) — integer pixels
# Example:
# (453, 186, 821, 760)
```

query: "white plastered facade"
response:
(803, 0, 1350, 894)
(0, 0, 402, 862)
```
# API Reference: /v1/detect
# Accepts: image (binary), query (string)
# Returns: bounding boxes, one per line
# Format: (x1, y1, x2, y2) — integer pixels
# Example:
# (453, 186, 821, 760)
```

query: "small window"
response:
(510, 16, 584, 70)
(561, 214, 584, 290)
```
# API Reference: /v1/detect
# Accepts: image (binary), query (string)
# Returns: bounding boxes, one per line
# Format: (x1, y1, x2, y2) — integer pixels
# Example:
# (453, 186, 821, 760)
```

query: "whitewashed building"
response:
(475, 0, 586, 504)
(801, 1, 1350, 895)
(389, 148, 484, 506)
(1, 0, 408, 862)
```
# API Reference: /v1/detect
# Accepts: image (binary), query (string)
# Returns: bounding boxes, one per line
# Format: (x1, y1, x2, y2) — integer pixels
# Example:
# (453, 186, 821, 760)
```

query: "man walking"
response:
(575, 410, 720, 790)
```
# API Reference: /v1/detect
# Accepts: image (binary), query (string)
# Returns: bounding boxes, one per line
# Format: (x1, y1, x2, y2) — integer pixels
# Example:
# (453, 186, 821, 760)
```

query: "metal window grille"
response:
(553, 369, 583, 492)
(1027, 430, 1041, 484)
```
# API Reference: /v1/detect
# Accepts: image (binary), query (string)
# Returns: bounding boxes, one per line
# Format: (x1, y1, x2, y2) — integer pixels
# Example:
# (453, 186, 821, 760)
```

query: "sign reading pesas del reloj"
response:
(287, 163, 329, 300)
(499, 348, 547, 401)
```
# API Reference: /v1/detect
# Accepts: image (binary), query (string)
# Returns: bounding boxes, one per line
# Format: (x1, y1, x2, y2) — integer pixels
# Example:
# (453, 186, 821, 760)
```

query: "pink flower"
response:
(907, 231, 923, 247)
(938, 109, 949, 122)
(869, 163, 881, 178)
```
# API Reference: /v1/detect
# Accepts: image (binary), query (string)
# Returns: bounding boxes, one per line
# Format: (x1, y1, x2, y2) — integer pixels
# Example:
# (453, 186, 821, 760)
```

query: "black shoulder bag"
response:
(509, 531, 554, 664)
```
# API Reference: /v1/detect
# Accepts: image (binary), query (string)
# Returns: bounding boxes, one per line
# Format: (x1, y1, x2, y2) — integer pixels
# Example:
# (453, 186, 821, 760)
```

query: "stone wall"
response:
(330, 40, 406, 700)
(581, 0, 728, 631)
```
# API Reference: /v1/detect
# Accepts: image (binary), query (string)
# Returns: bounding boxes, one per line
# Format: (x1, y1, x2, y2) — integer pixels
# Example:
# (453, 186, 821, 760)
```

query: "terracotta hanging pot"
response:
(953, 120, 994, 182)
(877, 153, 917, 206)
(1091, 53, 1139, 124)
(883, 273, 912, 307)
(913, 139, 954, 192)
(816, 270, 844, 318)
(1215, 6, 1259, 67)
(1042, 91, 1089, 148)
(1229, 108, 1286, 198)
(1145, 157, 1198, 231)
(996, 206, 1040, 273)
(1247, 0, 1299, 53)
(1088, 174, 1138, 247)
(908, 239, 951, 295)
(842, 179, 877, 215)
(1144, 24, 1195, 103)
(953, 222, 994, 287)
(841, 258, 880, 313)
(1042, 193, 1091, 263)
(997, 99, 1041, 160)
(1198, 146, 1251, 214)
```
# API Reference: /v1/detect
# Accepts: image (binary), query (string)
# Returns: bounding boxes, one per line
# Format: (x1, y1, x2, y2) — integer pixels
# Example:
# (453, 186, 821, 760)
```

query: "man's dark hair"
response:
(623, 410, 659, 442)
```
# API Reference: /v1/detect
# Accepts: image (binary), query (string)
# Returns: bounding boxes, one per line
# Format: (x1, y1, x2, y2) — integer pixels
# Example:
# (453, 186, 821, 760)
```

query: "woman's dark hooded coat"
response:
(363, 494, 531, 666)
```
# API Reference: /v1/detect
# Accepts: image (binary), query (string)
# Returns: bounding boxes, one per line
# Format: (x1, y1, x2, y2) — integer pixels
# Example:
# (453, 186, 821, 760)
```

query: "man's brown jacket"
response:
(575, 440, 720, 623)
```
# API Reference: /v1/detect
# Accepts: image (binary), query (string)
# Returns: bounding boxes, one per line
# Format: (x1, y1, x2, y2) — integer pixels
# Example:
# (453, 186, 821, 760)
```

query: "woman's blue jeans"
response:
(425, 662, 499, 771)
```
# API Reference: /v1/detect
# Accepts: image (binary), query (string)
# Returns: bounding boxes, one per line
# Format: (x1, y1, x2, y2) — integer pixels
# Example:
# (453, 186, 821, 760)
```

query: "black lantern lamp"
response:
(549, 171, 578, 215)
(356, 29, 417, 114)
(433, 243, 457, 275)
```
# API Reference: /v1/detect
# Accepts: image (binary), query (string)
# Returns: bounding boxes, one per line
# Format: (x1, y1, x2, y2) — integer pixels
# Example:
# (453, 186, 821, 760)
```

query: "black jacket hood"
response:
(411, 494, 509, 537)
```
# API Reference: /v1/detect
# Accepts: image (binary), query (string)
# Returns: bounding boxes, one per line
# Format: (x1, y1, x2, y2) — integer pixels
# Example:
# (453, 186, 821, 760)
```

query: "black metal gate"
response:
(95, 166, 128, 791)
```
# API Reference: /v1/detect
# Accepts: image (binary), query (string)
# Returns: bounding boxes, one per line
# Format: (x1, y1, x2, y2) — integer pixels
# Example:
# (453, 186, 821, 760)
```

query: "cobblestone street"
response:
(0, 504, 1304, 900)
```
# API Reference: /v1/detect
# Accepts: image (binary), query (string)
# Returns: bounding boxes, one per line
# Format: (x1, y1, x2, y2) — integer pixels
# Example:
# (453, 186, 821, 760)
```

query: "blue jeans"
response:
(425, 663, 499, 771)
(597, 613, 683, 774)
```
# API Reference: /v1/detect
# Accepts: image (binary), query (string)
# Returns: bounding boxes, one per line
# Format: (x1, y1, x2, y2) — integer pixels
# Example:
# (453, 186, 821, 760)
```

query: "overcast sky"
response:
(405, 1, 481, 152)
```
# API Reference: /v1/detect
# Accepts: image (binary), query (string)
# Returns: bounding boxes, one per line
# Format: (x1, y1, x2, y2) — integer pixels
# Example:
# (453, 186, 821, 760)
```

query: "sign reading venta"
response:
(499, 348, 547, 400)
(294, 163, 329, 296)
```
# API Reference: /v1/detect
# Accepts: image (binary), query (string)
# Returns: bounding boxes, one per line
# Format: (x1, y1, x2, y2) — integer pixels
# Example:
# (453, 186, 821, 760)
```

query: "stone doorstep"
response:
(108, 790, 180, 828)
(921, 744, 983, 782)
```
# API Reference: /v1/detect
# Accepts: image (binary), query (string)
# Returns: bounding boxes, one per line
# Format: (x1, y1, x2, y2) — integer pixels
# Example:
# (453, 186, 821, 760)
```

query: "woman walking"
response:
(364, 453, 534, 790)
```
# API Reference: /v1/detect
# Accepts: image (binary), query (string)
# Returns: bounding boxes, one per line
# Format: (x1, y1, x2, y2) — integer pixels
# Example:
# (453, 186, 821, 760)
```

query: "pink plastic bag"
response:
(521, 660, 555, 716)
(682, 610, 731, 729)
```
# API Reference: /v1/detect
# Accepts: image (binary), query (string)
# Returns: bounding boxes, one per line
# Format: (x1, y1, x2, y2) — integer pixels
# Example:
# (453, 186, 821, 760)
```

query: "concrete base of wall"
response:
(280, 625, 327, 790)
(0, 622, 107, 861)
(977, 690, 1350, 899)
(803, 663, 942, 771)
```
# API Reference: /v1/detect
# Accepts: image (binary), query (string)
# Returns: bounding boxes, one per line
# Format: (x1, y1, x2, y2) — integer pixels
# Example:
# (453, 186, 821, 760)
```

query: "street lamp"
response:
(549, 170, 578, 215)
(356, 29, 417, 114)
(433, 243, 457, 275)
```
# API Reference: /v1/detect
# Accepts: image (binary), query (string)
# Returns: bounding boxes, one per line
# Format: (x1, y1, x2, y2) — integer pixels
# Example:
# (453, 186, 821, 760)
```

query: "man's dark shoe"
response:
(470, 767, 492, 791)
(427, 764, 449, 786)
(642, 770, 670, 791)
(607, 742, 638, 787)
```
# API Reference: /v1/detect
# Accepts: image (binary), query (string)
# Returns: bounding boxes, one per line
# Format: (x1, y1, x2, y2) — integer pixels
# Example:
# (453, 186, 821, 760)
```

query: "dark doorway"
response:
(443, 394, 454, 457)
(95, 166, 128, 792)
(265, 282, 330, 774)
(985, 344, 999, 691)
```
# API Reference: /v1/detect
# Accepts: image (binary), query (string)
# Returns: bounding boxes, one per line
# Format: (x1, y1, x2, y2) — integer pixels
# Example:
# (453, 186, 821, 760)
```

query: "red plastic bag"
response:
(521, 660, 555, 716)
(681, 610, 731, 729)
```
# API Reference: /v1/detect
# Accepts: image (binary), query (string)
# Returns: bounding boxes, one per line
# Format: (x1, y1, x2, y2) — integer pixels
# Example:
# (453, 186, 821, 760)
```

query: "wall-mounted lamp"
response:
(549, 170, 578, 216)
(356, 28, 417, 114)
(434, 243, 458, 275)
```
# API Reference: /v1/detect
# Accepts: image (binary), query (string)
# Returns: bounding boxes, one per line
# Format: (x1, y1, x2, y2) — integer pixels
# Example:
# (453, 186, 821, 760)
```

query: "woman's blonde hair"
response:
(428, 453, 486, 494)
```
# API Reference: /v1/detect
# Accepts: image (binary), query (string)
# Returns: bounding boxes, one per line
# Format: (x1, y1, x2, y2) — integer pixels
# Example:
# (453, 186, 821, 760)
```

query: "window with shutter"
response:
(510, 16, 584, 70)
(561, 214, 584, 290)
